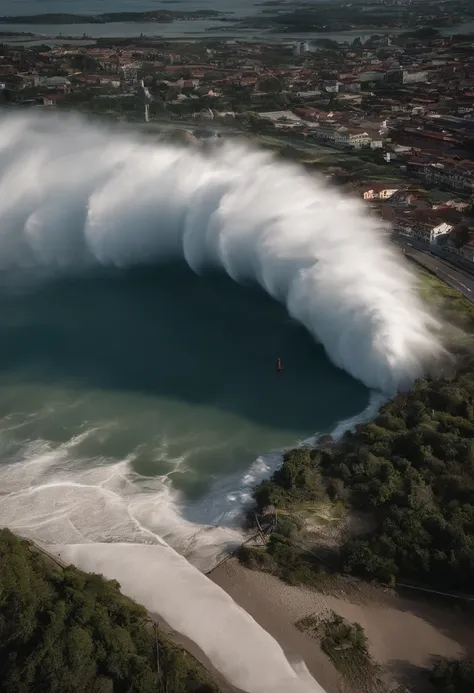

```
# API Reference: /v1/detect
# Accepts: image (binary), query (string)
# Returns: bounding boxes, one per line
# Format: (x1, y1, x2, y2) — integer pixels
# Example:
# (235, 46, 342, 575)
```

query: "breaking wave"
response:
(0, 111, 440, 393)
(0, 111, 442, 693)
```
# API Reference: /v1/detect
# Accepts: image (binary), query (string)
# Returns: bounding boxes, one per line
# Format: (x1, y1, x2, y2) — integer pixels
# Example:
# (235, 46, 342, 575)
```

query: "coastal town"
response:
(1, 2, 474, 692)
(1, 23, 473, 271)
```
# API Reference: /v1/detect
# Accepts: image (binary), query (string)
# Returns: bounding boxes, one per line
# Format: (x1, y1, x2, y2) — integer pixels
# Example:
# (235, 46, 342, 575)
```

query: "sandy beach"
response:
(210, 558, 474, 692)
(33, 539, 474, 692)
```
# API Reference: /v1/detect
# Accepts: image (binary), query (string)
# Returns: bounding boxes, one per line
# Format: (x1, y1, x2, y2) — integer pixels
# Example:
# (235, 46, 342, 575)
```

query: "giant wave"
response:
(0, 111, 442, 693)
(0, 112, 440, 393)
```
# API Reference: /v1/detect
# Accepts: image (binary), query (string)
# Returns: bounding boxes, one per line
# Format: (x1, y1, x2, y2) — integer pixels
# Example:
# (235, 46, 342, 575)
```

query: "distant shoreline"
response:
(0, 10, 224, 25)
(1, 19, 472, 45)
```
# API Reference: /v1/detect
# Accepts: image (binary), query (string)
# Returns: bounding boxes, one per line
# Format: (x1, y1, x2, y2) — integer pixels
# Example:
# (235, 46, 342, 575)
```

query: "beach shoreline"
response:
(27, 534, 474, 693)
(209, 557, 474, 693)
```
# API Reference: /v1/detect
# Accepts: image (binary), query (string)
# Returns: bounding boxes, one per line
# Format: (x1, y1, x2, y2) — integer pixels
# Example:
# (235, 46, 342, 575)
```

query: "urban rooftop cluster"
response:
(0, 25, 473, 262)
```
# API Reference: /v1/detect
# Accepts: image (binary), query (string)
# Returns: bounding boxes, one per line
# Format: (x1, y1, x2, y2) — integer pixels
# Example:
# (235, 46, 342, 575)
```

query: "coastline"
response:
(14, 263, 474, 693)
(26, 524, 474, 693)
(27, 538, 240, 692)
(17, 391, 389, 693)
(0, 19, 472, 43)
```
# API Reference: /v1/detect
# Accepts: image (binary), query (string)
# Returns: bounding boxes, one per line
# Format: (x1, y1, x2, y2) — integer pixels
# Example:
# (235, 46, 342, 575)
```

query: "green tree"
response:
(258, 76, 284, 94)
(0, 530, 222, 693)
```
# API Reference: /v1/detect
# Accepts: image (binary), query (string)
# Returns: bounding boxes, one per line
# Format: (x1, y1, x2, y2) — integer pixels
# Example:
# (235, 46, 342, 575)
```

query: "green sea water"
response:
(0, 263, 368, 549)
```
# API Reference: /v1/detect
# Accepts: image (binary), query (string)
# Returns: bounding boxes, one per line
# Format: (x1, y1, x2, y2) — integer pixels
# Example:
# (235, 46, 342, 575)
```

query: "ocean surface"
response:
(0, 262, 368, 558)
(0, 109, 440, 562)
(0, 108, 442, 693)
(1, 0, 472, 40)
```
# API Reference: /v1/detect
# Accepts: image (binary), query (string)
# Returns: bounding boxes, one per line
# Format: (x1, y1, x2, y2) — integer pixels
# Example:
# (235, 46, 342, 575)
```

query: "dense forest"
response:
(242, 272, 474, 594)
(0, 529, 221, 693)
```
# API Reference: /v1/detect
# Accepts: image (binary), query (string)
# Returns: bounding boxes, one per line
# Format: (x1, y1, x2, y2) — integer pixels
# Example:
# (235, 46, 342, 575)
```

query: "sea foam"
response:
(0, 111, 441, 693)
(0, 111, 440, 393)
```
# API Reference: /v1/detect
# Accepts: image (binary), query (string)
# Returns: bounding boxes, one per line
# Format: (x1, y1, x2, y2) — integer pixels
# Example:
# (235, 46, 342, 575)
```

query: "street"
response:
(391, 235, 474, 304)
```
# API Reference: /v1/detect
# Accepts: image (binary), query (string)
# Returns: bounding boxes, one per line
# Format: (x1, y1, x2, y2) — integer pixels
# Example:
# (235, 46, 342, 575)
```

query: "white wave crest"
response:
(0, 112, 440, 393)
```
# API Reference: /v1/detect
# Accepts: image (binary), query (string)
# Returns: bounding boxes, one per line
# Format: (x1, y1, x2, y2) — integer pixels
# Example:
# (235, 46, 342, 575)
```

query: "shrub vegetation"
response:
(430, 658, 474, 693)
(245, 270, 474, 593)
(0, 529, 220, 693)
(296, 611, 379, 690)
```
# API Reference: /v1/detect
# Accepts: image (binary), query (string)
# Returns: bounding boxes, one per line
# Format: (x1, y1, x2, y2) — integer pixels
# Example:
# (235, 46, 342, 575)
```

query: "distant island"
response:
(232, 0, 474, 34)
(0, 10, 223, 25)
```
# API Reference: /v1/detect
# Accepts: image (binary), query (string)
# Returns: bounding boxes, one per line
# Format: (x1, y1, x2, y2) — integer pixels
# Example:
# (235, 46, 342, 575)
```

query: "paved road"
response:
(391, 235, 474, 304)
(392, 233, 474, 275)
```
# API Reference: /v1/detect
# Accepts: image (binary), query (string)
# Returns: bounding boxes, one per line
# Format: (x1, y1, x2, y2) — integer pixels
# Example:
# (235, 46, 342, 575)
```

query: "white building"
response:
(402, 70, 429, 84)
(393, 219, 453, 244)
(293, 41, 310, 56)
(363, 187, 399, 201)
(46, 76, 71, 88)
(334, 126, 371, 149)
(370, 138, 383, 149)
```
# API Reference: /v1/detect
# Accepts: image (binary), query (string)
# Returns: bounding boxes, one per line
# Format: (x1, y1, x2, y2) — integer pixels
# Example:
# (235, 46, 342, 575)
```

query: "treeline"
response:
(248, 341, 474, 592)
(0, 529, 220, 693)
(431, 659, 474, 693)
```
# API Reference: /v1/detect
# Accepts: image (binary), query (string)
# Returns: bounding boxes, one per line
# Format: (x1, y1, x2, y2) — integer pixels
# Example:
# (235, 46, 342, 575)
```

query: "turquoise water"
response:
(0, 263, 367, 543)
(1, 0, 471, 39)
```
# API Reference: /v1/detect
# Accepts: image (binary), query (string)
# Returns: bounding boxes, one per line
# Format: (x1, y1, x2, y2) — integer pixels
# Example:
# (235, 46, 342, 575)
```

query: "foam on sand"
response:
(54, 542, 327, 693)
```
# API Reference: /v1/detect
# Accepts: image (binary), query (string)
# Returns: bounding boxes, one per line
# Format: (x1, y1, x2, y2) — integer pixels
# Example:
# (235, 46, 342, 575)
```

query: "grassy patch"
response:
(416, 268, 474, 333)
(238, 509, 330, 588)
(239, 537, 328, 588)
(296, 499, 346, 525)
(237, 545, 276, 572)
(296, 611, 382, 692)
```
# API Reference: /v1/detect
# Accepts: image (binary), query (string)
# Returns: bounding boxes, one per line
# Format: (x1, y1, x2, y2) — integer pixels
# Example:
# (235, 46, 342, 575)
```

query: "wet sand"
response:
(211, 559, 342, 693)
(210, 558, 474, 692)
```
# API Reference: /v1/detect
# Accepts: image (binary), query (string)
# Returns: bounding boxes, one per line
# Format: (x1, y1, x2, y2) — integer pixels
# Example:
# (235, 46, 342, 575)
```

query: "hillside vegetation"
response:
(0, 529, 221, 693)
(241, 269, 474, 593)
